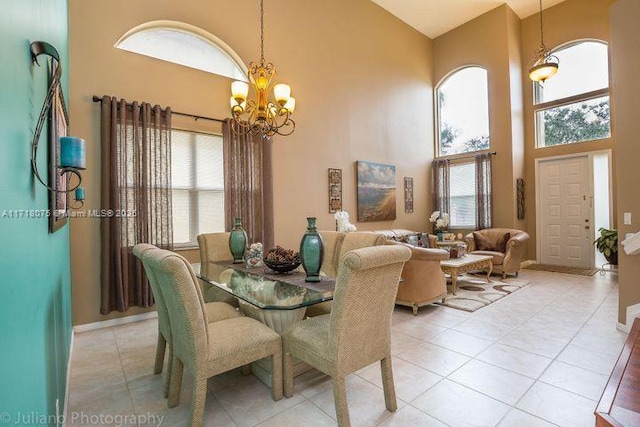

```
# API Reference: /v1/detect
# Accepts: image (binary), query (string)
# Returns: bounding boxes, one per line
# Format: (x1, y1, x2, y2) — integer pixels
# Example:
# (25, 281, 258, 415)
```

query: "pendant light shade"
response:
(528, 0, 559, 83)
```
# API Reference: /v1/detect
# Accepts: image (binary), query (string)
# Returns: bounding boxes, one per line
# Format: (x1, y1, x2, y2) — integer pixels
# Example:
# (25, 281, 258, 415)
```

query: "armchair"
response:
(464, 228, 530, 278)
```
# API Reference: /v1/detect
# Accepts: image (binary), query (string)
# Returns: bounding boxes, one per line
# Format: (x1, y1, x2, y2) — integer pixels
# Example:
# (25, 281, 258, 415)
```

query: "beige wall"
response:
(520, 0, 617, 259)
(433, 5, 526, 233)
(68, 0, 434, 325)
(610, 0, 640, 325)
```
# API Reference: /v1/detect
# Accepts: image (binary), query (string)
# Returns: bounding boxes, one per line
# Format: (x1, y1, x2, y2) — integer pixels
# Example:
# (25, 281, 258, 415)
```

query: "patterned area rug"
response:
(437, 275, 530, 312)
(523, 263, 598, 276)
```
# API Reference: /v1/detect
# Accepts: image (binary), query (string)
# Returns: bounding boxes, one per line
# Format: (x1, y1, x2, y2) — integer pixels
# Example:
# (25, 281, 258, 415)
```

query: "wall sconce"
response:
(30, 41, 86, 214)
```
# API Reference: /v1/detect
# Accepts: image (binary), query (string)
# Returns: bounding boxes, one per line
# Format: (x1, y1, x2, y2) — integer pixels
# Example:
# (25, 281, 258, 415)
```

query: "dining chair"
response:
(142, 247, 283, 427)
(282, 245, 411, 427)
(197, 232, 239, 306)
(132, 244, 241, 398)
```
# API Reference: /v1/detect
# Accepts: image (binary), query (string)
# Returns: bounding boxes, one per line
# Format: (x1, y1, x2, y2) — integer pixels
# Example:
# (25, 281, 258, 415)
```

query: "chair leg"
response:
(154, 331, 166, 375)
(168, 356, 184, 408)
(189, 376, 207, 427)
(271, 351, 283, 401)
(332, 377, 351, 427)
(164, 346, 173, 398)
(502, 271, 507, 280)
(241, 364, 252, 375)
(380, 357, 397, 412)
(283, 352, 294, 398)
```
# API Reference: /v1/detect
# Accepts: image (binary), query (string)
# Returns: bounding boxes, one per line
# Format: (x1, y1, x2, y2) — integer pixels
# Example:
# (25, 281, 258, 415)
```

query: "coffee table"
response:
(440, 254, 493, 294)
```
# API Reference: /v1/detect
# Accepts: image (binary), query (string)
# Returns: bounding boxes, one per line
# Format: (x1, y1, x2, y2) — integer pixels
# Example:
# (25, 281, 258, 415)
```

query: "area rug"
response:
(437, 275, 530, 312)
(523, 263, 597, 276)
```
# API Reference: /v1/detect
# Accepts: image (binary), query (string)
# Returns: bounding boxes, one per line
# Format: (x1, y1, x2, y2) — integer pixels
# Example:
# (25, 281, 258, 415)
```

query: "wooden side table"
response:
(440, 254, 493, 295)
(595, 317, 640, 426)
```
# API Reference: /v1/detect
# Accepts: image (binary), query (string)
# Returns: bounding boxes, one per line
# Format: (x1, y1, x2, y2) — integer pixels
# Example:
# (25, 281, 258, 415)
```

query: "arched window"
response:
(115, 21, 247, 81)
(436, 67, 490, 157)
(534, 40, 610, 147)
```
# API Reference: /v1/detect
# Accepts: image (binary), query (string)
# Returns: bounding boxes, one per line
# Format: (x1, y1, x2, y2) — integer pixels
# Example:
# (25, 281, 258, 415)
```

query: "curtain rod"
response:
(91, 95, 225, 123)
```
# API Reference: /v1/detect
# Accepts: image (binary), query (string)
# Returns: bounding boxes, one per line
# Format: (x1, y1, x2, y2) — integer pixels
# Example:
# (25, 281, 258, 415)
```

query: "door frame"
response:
(534, 149, 613, 267)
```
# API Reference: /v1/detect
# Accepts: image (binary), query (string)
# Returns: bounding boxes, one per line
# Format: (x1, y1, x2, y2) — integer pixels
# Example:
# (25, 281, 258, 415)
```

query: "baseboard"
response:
(617, 303, 640, 333)
(73, 311, 158, 333)
(521, 260, 537, 268)
(62, 331, 74, 427)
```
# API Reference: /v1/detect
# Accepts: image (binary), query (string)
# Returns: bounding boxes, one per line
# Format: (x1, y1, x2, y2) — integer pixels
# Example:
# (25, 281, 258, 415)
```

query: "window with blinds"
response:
(171, 130, 225, 246)
(449, 162, 476, 228)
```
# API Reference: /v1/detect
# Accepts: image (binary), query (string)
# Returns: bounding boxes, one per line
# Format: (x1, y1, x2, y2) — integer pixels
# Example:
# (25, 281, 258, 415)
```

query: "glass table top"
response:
(193, 262, 335, 310)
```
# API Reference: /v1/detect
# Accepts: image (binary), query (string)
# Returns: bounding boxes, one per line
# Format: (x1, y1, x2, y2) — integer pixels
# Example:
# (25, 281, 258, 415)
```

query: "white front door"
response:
(537, 156, 593, 268)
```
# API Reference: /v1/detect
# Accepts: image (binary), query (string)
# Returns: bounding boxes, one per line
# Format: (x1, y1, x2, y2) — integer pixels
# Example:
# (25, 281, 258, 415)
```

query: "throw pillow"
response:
(473, 232, 495, 251)
(495, 232, 511, 253)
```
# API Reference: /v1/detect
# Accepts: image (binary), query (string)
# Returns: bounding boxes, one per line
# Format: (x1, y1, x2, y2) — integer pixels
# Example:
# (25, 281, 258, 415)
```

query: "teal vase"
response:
(229, 217, 248, 264)
(300, 217, 324, 282)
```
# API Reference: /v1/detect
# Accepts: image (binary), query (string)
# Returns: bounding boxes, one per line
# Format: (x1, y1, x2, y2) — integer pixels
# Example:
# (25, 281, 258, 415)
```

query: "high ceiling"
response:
(370, 0, 567, 39)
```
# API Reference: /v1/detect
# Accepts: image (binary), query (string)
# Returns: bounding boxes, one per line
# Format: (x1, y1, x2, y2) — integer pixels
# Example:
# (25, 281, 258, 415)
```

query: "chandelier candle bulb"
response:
(283, 97, 296, 113)
(231, 81, 249, 101)
(59, 136, 86, 170)
(274, 83, 291, 104)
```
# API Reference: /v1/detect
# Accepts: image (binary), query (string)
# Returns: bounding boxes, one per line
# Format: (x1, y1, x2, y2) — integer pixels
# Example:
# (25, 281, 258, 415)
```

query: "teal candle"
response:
(60, 136, 86, 169)
(75, 187, 85, 201)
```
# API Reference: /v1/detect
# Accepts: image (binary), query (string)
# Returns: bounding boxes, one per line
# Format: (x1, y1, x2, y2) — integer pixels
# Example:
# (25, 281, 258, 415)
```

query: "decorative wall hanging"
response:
(328, 168, 342, 213)
(404, 177, 414, 213)
(517, 178, 525, 220)
(356, 161, 396, 222)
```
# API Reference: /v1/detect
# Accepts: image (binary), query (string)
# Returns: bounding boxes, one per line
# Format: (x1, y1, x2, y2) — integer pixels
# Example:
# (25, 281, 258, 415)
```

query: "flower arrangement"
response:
(429, 211, 450, 233)
(243, 242, 264, 268)
(334, 210, 357, 232)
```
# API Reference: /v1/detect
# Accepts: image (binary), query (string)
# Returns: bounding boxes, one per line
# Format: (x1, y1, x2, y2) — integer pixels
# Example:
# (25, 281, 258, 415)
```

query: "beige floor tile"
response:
(497, 409, 557, 427)
(357, 357, 442, 403)
(452, 317, 515, 341)
(449, 360, 534, 405)
(376, 405, 447, 426)
(516, 382, 597, 427)
(415, 305, 472, 328)
(571, 328, 628, 356)
(556, 343, 618, 375)
(292, 368, 333, 399)
(392, 320, 447, 341)
(498, 330, 567, 359)
(256, 401, 335, 427)
(427, 329, 493, 357)
(209, 369, 306, 427)
(476, 343, 552, 379)
(390, 331, 427, 356)
(395, 342, 471, 376)
(539, 360, 609, 401)
(309, 375, 404, 426)
(412, 379, 510, 427)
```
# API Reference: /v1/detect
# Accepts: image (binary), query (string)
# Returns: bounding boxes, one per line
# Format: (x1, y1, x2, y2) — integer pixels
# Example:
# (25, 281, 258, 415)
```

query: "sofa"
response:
(373, 229, 437, 248)
(463, 228, 530, 278)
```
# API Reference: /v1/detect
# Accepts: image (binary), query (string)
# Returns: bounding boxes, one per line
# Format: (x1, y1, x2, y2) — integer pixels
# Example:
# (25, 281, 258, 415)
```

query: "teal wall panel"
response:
(0, 1, 72, 424)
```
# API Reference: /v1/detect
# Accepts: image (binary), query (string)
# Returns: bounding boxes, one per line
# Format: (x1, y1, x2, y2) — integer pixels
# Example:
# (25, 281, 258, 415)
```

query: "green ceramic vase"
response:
(229, 217, 248, 264)
(300, 217, 324, 282)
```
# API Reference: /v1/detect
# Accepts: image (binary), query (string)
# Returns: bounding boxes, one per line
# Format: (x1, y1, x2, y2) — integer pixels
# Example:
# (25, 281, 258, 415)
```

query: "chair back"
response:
(337, 232, 385, 269)
(329, 245, 411, 374)
(133, 244, 171, 341)
(197, 232, 233, 264)
(143, 248, 210, 367)
(319, 231, 346, 278)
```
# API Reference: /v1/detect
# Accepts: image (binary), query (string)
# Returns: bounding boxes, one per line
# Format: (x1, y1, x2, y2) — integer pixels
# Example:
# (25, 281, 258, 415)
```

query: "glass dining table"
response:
(193, 261, 336, 386)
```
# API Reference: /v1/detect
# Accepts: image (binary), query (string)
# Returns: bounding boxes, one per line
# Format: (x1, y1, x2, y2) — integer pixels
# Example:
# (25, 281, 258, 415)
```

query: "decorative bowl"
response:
(263, 259, 301, 273)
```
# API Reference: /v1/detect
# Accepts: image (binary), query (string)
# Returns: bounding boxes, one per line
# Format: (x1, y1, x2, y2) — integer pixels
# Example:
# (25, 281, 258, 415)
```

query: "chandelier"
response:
(528, 0, 559, 82)
(229, 0, 296, 138)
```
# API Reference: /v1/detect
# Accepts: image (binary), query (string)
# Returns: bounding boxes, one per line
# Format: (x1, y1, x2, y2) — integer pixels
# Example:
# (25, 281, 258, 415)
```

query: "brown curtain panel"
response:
(100, 96, 173, 314)
(222, 119, 274, 250)
(432, 158, 451, 216)
(475, 152, 493, 229)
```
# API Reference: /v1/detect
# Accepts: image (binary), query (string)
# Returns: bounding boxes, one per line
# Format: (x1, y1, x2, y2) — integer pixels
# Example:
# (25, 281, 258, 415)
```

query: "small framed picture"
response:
(404, 177, 413, 213)
(328, 168, 342, 213)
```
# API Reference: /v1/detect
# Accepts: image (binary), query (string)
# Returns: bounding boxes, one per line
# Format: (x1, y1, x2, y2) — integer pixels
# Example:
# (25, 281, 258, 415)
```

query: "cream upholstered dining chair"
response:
(197, 232, 239, 306)
(132, 244, 241, 398)
(282, 245, 411, 427)
(142, 247, 283, 427)
(305, 231, 385, 317)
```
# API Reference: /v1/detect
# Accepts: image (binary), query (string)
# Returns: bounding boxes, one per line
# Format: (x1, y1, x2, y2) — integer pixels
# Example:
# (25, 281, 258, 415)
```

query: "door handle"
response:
(585, 225, 590, 230)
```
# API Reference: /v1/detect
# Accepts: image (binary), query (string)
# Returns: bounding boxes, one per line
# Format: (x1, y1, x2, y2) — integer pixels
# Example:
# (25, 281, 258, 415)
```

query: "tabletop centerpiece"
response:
(429, 211, 450, 242)
(263, 245, 301, 273)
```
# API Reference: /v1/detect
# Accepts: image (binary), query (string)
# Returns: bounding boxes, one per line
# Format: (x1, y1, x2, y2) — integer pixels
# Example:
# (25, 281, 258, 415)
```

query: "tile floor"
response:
(68, 269, 626, 426)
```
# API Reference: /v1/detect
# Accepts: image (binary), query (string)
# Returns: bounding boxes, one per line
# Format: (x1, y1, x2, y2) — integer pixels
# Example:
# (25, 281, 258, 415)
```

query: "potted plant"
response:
(594, 227, 618, 265)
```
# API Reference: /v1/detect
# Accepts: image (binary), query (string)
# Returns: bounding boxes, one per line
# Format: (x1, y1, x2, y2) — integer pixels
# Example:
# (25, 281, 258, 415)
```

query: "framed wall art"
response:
(356, 161, 396, 222)
(328, 168, 342, 213)
(404, 177, 414, 213)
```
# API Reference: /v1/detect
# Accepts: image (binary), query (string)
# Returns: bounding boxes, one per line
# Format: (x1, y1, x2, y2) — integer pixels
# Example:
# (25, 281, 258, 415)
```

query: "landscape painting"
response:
(356, 161, 396, 222)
